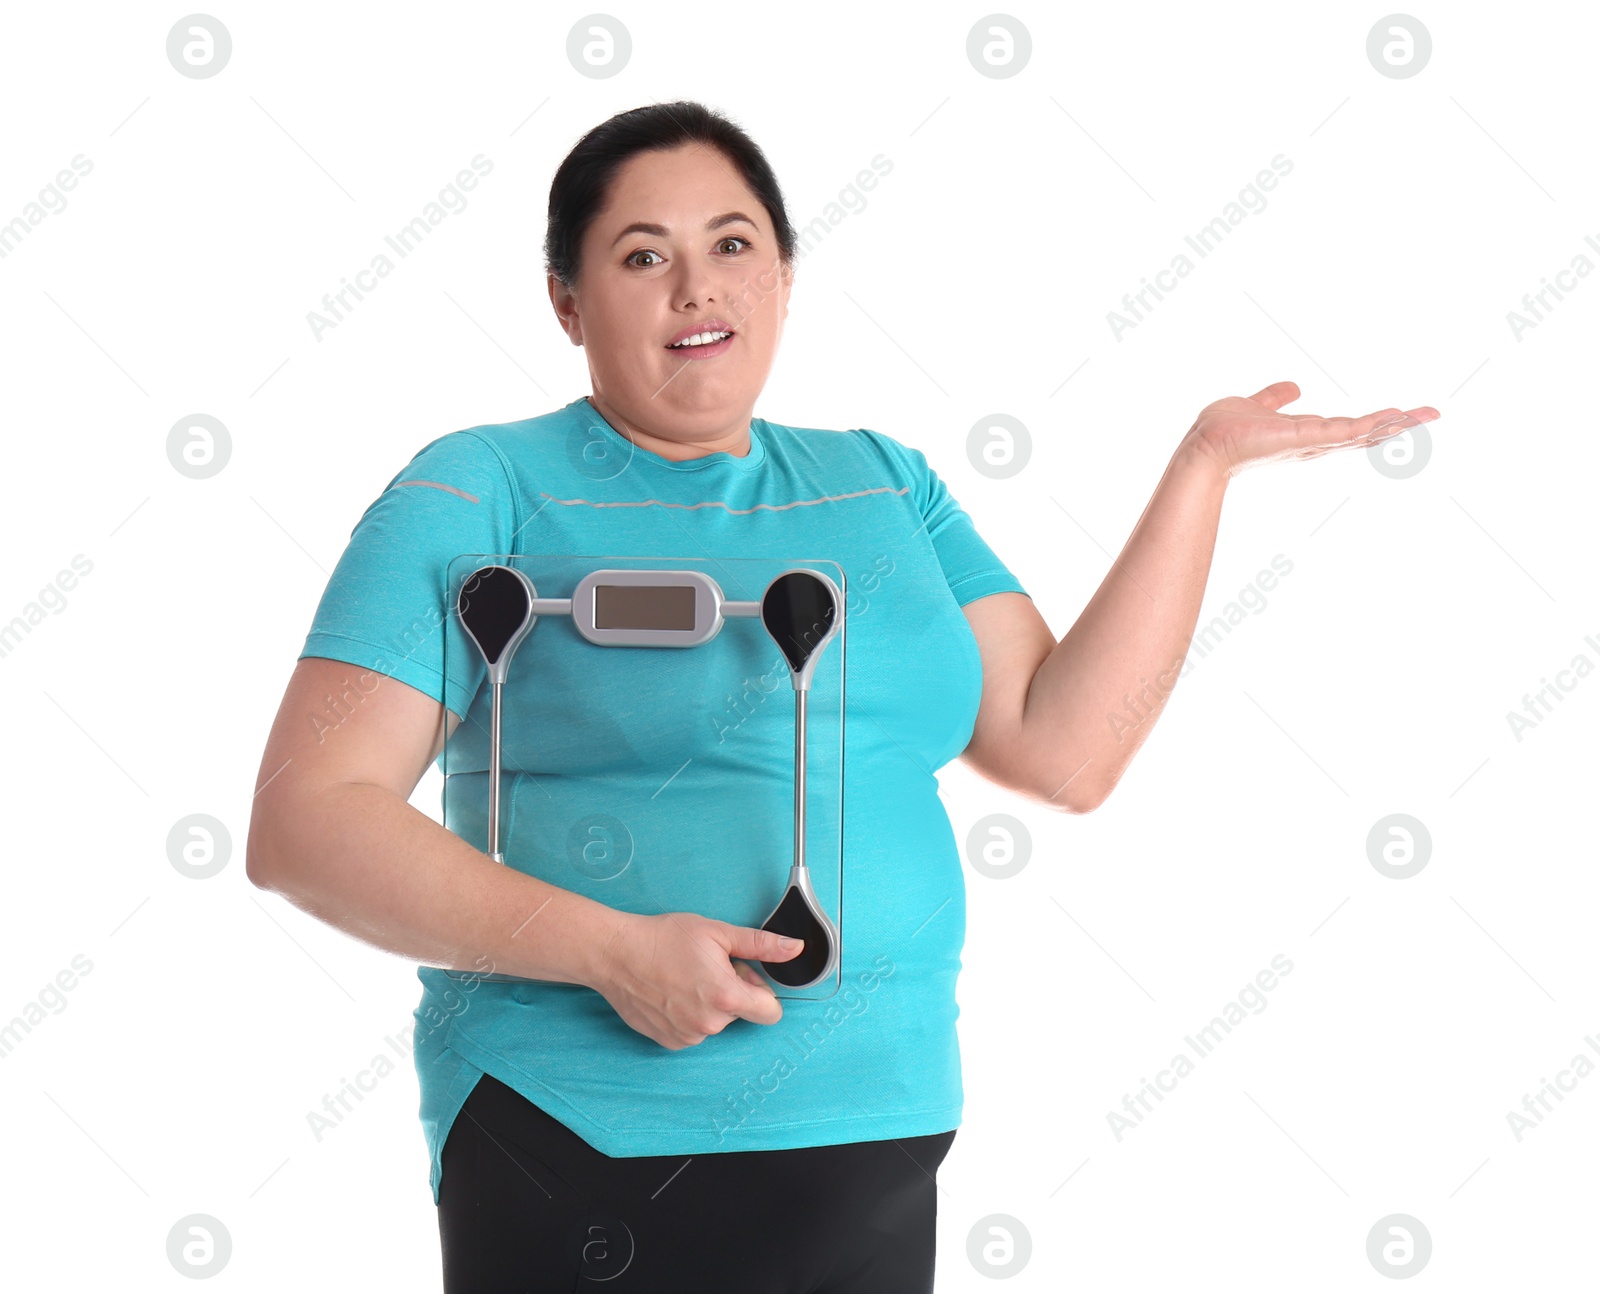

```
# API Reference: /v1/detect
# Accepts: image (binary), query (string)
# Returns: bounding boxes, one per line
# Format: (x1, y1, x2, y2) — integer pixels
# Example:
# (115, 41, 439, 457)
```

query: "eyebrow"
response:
(610, 211, 759, 247)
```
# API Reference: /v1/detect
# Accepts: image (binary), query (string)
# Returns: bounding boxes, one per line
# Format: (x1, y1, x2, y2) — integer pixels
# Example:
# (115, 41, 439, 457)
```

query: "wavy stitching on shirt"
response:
(536, 485, 910, 514)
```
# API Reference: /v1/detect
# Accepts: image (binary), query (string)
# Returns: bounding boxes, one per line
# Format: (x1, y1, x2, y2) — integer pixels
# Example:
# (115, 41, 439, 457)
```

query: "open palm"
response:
(1184, 380, 1439, 478)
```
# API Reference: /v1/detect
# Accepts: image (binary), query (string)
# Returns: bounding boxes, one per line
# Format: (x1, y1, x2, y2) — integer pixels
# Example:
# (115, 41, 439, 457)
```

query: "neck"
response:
(586, 395, 751, 461)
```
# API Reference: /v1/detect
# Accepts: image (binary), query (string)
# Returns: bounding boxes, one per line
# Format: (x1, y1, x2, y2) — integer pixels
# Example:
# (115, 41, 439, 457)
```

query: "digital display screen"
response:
(594, 583, 697, 631)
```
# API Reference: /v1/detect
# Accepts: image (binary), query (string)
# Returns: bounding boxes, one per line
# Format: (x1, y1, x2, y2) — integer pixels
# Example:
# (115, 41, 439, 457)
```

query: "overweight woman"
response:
(246, 100, 1438, 1291)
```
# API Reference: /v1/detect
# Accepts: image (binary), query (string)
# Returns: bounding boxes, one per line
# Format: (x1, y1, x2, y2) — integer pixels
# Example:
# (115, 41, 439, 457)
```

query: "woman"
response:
(246, 100, 1438, 1290)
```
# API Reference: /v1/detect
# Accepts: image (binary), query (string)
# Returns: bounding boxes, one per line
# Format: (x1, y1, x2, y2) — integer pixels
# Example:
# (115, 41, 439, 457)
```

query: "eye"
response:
(625, 236, 751, 268)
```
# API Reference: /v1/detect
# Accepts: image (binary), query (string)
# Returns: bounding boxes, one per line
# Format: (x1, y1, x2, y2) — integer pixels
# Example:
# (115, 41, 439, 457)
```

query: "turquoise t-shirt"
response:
(299, 396, 1029, 1205)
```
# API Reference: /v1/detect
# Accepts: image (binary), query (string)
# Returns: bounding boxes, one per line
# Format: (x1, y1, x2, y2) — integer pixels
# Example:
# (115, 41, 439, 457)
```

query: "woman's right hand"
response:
(592, 911, 805, 1049)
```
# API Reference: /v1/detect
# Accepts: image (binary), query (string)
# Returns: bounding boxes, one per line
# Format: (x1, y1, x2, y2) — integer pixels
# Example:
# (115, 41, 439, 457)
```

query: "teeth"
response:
(670, 330, 731, 349)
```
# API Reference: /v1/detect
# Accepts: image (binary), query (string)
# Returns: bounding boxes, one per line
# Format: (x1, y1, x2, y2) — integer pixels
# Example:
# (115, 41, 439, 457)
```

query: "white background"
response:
(1, 1, 1595, 1288)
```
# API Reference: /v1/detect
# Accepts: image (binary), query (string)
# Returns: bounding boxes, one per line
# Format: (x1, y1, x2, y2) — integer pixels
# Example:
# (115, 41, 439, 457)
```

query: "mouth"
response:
(665, 322, 736, 359)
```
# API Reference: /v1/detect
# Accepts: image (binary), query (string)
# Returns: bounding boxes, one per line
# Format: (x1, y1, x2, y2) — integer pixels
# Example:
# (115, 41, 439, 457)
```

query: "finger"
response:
(1289, 406, 1438, 424)
(1359, 406, 1441, 446)
(1364, 406, 1440, 432)
(723, 924, 804, 963)
(1358, 408, 1408, 436)
(1291, 402, 1439, 454)
(1246, 380, 1300, 411)
(732, 969, 782, 1025)
(1287, 407, 1402, 452)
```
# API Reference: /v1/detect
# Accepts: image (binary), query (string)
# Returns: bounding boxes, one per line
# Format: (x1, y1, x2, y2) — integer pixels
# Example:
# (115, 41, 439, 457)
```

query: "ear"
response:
(548, 272, 583, 346)
(778, 257, 794, 321)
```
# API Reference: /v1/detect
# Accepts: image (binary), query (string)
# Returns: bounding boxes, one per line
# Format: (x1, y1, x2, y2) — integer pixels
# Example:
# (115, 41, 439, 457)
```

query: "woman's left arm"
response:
(958, 379, 1439, 813)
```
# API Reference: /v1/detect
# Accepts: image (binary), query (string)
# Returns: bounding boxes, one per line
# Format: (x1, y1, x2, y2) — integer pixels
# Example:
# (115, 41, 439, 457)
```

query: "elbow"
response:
(244, 833, 274, 891)
(245, 806, 290, 892)
(247, 782, 348, 896)
(1038, 767, 1110, 815)
(1048, 789, 1103, 816)
(246, 773, 324, 892)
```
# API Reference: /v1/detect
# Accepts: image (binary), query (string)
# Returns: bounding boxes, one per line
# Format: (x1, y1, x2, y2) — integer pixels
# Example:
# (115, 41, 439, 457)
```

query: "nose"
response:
(671, 258, 718, 312)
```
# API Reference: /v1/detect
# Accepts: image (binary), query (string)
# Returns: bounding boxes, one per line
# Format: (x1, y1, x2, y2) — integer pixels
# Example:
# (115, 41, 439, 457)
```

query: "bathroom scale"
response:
(437, 553, 846, 1001)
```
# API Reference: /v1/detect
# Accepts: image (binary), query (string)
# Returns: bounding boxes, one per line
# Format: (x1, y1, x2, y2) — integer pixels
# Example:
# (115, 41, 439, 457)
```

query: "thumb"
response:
(723, 923, 805, 963)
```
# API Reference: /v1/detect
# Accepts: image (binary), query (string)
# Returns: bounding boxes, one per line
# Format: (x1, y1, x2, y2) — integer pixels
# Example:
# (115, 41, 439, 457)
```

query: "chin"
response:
(659, 389, 745, 418)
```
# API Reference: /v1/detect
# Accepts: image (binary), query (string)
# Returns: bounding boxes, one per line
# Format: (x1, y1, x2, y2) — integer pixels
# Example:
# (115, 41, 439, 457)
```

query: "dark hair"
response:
(544, 100, 797, 289)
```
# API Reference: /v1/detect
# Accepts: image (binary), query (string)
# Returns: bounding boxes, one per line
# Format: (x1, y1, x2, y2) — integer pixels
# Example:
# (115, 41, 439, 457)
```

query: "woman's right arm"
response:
(245, 655, 803, 1047)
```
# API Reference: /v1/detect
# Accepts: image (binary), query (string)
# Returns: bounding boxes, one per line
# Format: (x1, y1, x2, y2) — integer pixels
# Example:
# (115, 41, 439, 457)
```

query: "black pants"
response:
(436, 1073, 957, 1293)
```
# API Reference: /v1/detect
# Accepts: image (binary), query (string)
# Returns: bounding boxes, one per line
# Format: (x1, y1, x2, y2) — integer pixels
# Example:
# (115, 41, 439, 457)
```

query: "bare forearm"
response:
(1025, 443, 1230, 806)
(247, 783, 626, 988)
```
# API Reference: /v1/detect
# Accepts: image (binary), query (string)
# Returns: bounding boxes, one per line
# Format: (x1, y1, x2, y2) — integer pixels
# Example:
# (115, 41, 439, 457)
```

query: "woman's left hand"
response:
(1182, 379, 1439, 479)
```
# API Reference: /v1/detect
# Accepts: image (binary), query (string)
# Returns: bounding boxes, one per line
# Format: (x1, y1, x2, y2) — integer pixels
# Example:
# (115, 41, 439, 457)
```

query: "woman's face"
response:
(550, 142, 792, 447)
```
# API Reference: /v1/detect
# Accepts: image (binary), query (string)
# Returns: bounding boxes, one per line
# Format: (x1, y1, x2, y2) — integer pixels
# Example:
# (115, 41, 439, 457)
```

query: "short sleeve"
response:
(860, 430, 1029, 607)
(298, 430, 519, 719)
